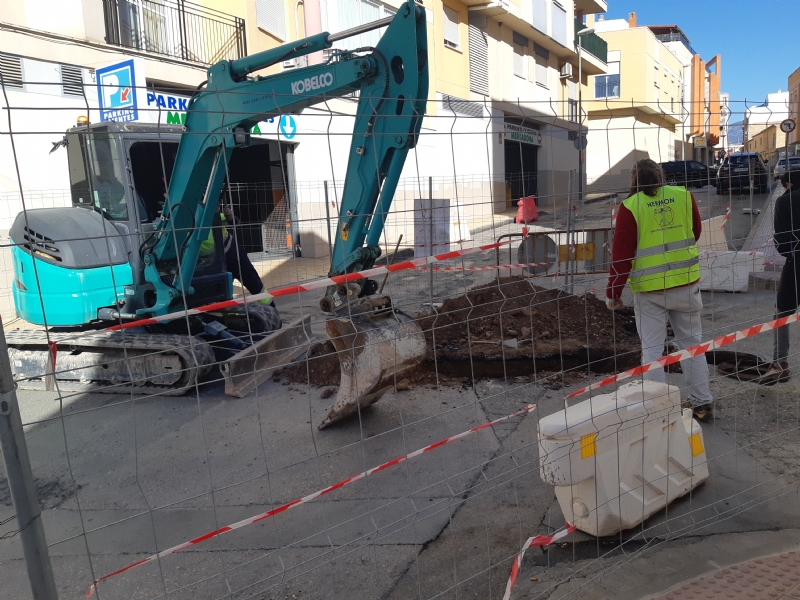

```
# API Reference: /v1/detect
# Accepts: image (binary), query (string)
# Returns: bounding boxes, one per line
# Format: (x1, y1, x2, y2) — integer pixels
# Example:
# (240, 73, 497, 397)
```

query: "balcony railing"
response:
(102, 0, 246, 65)
(653, 32, 697, 56)
(575, 21, 607, 64)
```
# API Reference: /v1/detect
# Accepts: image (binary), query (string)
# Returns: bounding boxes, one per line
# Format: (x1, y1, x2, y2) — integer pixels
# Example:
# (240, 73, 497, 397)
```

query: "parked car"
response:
(716, 153, 769, 194)
(661, 160, 717, 188)
(774, 156, 800, 178)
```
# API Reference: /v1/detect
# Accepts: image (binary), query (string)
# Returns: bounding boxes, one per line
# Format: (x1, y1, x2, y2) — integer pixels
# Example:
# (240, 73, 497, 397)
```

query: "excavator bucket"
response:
(221, 315, 313, 397)
(319, 308, 426, 429)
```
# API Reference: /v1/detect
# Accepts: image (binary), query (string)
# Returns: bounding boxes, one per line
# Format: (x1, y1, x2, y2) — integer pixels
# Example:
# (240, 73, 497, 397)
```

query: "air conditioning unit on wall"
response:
(560, 63, 573, 79)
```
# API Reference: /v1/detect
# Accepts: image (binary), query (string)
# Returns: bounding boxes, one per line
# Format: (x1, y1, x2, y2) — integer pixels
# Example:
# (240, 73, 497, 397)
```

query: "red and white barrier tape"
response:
(566, 312, 799, 400)
(720, 205, 731, 229)
(87, 403, 538, 597)
(503, 524, 577, 600)
(399, 240, 473, 248)
(108, 240, 510, 332)
(611, 201, 617, 228)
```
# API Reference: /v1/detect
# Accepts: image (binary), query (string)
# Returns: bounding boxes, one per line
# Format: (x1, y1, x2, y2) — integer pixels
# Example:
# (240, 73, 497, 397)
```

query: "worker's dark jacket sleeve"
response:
(774, 189, 800, 258)
(606, 191, 702, 300)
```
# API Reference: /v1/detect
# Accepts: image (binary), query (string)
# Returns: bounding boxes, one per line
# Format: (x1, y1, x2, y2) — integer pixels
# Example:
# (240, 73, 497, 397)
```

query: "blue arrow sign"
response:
(280, 115, 297, 140)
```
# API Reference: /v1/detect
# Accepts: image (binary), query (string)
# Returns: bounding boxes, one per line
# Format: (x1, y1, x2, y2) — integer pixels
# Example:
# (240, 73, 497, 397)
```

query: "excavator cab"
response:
(13, 123, 232, 326)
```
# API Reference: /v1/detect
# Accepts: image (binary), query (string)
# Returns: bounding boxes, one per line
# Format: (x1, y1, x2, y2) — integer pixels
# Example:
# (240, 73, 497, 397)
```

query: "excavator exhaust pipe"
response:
(320, 304, 425, 429)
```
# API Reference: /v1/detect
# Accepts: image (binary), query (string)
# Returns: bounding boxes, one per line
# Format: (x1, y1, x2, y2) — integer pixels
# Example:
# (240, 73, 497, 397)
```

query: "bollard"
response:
(0, 324, 59, 599)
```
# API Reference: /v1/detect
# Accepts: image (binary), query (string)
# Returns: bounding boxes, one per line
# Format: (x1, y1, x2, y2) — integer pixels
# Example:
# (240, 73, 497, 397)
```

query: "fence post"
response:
(0, 325, 59, 600)
(324, 181, 333, 257)
(428, 177, 434, 295)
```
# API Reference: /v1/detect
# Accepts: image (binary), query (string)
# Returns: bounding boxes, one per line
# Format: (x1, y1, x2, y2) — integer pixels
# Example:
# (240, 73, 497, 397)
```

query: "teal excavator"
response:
(7, 1, 428, 428)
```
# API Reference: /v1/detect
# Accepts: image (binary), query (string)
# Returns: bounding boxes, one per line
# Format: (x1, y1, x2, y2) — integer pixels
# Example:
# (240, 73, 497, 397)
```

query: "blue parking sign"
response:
(96, 60, 138, 122)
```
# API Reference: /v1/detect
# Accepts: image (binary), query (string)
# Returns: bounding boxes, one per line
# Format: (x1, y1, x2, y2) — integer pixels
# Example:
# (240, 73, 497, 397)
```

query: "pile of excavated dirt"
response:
(282, 277, 642, 386)
(416, 277, 641, 378)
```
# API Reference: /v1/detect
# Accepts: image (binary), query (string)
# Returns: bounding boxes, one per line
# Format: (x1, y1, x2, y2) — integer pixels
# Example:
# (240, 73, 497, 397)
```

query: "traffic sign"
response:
(96, 60, 138, 122)
(780, 119, 796, 134)
(280, 115, 297, 140)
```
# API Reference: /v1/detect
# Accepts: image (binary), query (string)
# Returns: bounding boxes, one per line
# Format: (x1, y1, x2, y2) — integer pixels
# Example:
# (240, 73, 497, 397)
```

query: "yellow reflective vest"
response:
(199, 212, 232, 256)
(621, 185, 700, 293)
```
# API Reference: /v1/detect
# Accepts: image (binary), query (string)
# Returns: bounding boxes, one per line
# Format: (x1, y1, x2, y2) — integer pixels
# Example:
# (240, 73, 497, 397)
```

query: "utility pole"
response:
(576, 27, 594, 227)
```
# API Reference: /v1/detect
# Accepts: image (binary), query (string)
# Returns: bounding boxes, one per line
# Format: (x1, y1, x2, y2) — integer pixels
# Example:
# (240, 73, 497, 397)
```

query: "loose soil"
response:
(418, 277, 641, 378)
(282, 277, 642, 386)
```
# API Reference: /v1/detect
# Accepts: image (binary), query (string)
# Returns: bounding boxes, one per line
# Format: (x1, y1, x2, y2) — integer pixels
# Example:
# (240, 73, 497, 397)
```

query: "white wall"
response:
(0, 58, 97, 230)
(283, 98, 505, 257)
(586, 115, 677, 193)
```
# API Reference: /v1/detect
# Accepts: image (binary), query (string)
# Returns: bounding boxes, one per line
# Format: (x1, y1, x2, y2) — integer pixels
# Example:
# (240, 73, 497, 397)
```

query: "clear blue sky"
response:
(601, 0, 798, 111)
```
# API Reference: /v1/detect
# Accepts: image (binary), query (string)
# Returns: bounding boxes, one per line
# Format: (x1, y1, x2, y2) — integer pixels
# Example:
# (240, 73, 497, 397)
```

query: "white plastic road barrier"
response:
(698, 250, 766, 292)
(696, 215, 729, 251)
(538, 381, 708, 537)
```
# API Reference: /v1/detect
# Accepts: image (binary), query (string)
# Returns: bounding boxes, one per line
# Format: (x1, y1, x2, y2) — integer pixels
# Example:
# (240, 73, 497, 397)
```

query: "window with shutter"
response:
(535, 59, 547, 87)
(326, 0, 397, 48)
(469, 25, 489, 96)
(0, 54, 23, 90)
(551, 1, 567, 46)
(532, 0, 547, 32)
(513, 45, 525, 79)
(61, 65, 84, 97)
(443, 6, 460, 49)
(359, 0, 381, 46)
(256, 0, 287, 41)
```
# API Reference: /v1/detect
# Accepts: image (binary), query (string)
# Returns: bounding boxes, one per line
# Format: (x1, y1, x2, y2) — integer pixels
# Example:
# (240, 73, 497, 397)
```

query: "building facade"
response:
(582, 13, 722, 193)
(583, 14, 683, 192)
(788, 66, 799, 155)
(742, 91, 790, 161)
(0, 0, 609, 258)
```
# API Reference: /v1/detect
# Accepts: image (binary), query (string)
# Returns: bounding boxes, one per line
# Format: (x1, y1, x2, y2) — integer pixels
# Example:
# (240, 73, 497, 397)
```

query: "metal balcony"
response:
(575, 21, 607, 64)
(102, 0, 246, 65)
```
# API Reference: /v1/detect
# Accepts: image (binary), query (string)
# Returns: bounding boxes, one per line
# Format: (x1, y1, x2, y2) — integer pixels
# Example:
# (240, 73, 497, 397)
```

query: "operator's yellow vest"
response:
(622, 185, 699, 293)
(199, 212, 229, 256)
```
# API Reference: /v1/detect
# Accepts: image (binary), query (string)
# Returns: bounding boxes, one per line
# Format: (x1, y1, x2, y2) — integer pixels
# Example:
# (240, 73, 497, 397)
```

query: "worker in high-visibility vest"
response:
(606, 158, 713, 421)
(200, 205, 273, 305)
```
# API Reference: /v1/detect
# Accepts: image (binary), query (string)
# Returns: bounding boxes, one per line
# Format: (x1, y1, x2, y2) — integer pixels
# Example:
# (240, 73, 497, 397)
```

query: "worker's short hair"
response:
(781, 168, 800, 188)
(629, 158, 664, 197)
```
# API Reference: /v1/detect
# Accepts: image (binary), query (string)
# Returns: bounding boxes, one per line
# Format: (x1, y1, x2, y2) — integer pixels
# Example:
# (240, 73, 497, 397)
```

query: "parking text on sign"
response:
(503, 123, 542, 146)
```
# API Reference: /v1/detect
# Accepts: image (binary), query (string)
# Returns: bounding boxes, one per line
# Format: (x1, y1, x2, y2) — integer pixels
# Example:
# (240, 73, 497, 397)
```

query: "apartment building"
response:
(0, 0, 609, 258)
(293, 0, 610, 255)
(750, 124, 785, 167)
(582, 13, 722, 192)
(647, 24, 720, 164)
(743, 91, 790, 160)
(460, 0, 607, 207)
(583, 14, 683, 192)
(0, 0, 302, 252)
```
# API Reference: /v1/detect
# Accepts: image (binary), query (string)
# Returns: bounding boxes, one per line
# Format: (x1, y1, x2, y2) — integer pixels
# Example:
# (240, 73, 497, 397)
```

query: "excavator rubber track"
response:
(6, 330, 217, 396)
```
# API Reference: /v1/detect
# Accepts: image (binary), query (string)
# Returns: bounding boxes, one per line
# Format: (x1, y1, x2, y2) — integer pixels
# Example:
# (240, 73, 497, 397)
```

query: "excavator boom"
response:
(137, 0, 428, 318)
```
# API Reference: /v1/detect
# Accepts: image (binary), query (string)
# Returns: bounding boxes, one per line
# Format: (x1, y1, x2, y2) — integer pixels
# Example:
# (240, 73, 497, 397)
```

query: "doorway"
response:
(504, 137, 538, 207)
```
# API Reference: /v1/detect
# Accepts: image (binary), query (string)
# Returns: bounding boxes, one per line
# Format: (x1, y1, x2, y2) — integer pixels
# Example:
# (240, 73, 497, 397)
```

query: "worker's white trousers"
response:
(633, 283, 713, 404)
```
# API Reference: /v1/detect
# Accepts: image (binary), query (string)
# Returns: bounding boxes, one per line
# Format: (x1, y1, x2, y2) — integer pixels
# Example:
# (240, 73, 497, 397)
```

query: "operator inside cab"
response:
(200, 205, 274, 306)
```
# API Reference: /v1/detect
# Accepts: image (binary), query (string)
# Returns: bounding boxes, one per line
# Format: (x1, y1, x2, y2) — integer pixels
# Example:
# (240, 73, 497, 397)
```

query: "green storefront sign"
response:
(503, 123, 542, 146)
(166, 111, 266, 134)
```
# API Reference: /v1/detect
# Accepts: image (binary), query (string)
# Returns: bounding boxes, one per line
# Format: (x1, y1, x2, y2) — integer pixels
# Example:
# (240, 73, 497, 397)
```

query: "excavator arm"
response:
(138, 0, 428, 317)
